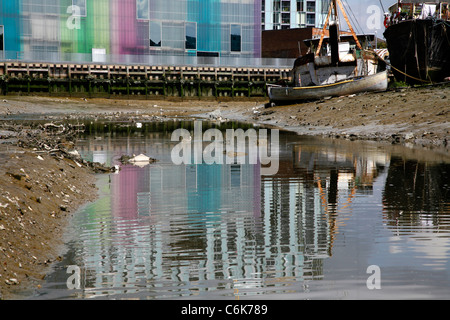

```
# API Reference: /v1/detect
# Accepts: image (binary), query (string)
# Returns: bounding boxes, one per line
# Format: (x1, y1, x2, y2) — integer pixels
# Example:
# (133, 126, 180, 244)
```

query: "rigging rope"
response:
(342, 0, 374, 48)
(374, 51, 433, 83)
(379, 0, 386, 13)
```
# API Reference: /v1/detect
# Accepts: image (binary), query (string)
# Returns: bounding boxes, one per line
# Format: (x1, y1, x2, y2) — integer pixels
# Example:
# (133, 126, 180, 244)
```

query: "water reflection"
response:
(383, 158, 450, 223)
(35, 121, 450, 300)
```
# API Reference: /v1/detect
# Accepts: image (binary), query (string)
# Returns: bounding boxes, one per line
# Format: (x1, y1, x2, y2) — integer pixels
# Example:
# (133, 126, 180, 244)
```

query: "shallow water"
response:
(31, 120, 450, 300)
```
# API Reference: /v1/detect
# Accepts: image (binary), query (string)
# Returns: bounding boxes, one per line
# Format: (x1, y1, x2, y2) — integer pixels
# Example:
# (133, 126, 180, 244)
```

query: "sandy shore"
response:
(0, 83, 448, 299)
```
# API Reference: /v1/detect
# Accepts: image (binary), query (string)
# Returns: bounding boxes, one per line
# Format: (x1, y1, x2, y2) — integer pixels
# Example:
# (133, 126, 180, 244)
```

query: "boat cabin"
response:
(292, 34, 381, 87)
(303, 34, 376, 64)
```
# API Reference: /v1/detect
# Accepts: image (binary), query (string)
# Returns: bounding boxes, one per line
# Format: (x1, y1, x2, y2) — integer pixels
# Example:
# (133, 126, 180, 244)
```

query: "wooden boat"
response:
(268, 0, 388, 104)
(268, 70, 388, 103)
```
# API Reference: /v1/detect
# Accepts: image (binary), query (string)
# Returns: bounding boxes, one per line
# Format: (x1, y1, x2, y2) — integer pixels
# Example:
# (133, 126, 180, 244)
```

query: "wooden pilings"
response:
(0, 62, 291, 100)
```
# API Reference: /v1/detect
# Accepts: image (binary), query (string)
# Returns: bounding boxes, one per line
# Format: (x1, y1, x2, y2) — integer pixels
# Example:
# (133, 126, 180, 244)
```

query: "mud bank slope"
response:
(0, 120, 115, 299)
(0, 146, 97, 299)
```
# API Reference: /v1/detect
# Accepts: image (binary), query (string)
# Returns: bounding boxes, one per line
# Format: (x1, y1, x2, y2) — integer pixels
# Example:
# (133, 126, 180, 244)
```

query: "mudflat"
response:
(1, 83, 448, 146)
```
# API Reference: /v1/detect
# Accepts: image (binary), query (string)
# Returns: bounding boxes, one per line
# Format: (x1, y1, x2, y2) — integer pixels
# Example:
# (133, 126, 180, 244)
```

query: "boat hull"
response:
(268, 71, 388, 103)
(384, 19, 450, 84)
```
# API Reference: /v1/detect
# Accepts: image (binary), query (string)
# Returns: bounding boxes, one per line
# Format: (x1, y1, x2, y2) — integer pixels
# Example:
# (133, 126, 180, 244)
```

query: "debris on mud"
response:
(119, 153, 157, 167)
(1, 121, 116, 173)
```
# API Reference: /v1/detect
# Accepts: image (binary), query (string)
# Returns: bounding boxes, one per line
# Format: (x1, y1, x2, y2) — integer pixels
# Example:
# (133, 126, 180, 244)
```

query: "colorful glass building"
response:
(0, 0, 262, 65)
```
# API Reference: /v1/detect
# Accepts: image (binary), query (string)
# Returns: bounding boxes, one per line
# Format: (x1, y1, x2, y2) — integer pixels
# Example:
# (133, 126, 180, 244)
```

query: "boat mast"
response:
(335, 0, 363, 50)
(315, 1, 334, 57)
(315, 0, 363, 58)
(315, 0, 336, 57)
(329, 0, 341, 65)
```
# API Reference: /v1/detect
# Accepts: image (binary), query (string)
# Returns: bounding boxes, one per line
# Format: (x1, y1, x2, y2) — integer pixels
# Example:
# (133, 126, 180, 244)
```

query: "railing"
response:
(386, 3, 450, 27)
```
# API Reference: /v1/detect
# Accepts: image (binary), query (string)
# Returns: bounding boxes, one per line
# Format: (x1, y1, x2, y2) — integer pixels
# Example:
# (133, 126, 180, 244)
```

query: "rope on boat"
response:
(389, 64, 433, 83)
(373, 50, 433, 84)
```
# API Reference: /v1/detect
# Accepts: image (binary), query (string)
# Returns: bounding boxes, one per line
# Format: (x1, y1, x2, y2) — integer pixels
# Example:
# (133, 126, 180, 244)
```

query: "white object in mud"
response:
(129, 154, 152, 167)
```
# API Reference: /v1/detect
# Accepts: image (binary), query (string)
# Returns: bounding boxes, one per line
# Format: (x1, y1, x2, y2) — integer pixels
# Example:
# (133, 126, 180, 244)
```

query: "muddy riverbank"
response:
(0, 83, 448, 299)
(0, 121, 114, 299)
(1, 82, 448, 148)
(215, 84, 449, 150)
(0, 146, 98, 299)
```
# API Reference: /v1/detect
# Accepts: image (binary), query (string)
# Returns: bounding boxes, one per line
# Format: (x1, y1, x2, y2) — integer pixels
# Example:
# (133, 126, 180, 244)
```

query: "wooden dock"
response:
(0, 62, 291, 100)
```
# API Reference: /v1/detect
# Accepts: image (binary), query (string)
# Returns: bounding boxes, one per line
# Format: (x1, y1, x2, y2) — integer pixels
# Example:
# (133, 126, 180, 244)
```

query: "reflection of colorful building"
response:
(46, 127, 450, 298)
(0, 0, 261, 63)
(73, 128, 341, 296)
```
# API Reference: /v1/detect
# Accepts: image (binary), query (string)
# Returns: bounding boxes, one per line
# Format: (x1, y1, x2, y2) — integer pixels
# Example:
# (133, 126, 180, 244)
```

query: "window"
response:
(185, 22, 196, 50)
(306, 1, 315, 13)
(92, 48, 106, 63)
(137, 0, 149, 20)
(23, 0, 59, 14)
(273, 13, 280, 24)
(162, 21, 184, 50)
(31, 17, 59, 41)
(307, 13, 315, 25)
(297, 0, 304, 12)
(150, 21, 162, 47)
(0, 26, 3, 52)
(273, 0, 281, 12)
(72, 0, 86, 17)
(322, 1, 329, 14)
(230, 24, 241, 52)
(231, 165, 241, 188)
(299, 11, 306, 25)
(197, 51, 219, 57)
